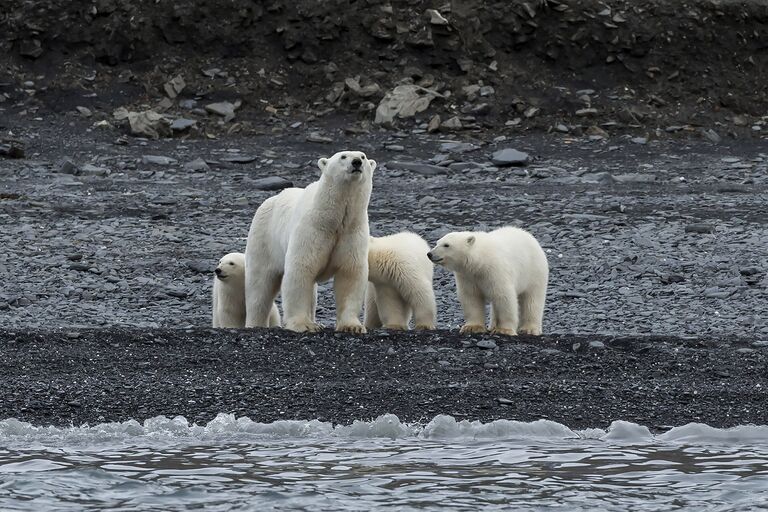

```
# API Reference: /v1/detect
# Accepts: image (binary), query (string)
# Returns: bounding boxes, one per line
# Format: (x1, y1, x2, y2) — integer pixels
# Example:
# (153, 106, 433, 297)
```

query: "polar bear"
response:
(245, 150, 376, 333)
(212, 252, 280, 328)
(365, 232, 437, 330)
(427, 227, 548, 336)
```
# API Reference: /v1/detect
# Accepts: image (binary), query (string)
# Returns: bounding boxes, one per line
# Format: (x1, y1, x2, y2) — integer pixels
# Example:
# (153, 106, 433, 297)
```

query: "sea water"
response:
(2, 414, 768, 511)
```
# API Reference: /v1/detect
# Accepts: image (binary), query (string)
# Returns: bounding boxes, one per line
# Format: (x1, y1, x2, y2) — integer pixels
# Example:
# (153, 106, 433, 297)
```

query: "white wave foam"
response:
(2, 414, 768, 447)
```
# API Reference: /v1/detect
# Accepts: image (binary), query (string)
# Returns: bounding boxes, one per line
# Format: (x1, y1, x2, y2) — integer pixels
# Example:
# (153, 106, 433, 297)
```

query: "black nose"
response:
(214, 268, 222, 275)
(351, 158, 362, 168)
(427, 252, 434, 261)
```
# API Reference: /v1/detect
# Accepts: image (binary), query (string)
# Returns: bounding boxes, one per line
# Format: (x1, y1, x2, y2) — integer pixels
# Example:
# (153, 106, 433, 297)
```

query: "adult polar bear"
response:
(245, 150, 376, 333)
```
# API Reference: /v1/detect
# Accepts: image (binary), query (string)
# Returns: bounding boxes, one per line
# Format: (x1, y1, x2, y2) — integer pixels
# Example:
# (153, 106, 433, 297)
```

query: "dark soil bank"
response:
(1, 328, 767, 430)
(2, 0, 768, 136)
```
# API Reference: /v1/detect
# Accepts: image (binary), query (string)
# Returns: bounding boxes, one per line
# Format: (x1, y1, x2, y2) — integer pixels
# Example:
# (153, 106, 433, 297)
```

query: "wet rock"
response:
(252, 177, 293, 191)
(76, 106, 92, 117)
(56, 158, 80, 175)
(374, 85, 441, 125)
(497, 397, 514, 405)
(142, 155, 178, 166)
(477, 339, 497, 349)
(524, 106, 540, 118)
(685, 223, 715, 234)
(631, 137, 648, 145)
(589, 340, 606, 349)
(184, 158, 210, 172)
(440, 142, 479, 153)
(222, 155, 258, 164)
(491, 148, 530, 166)
(306, 132, 333, 143)
(576, 108, 598, 117)
(387, 161, 448, 176)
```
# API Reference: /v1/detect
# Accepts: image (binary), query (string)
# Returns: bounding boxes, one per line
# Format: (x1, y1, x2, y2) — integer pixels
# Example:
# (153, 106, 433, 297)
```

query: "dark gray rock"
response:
(387, 161, 448, 176)
(685, 223, 715, 234)
(477, 339, 497, 349)
(56, 158, 80, 175)
(142, 155, 177, 166)
(252, 177, 293, 191)
(171, 118, 197, 132)
(490, 148, 530, 166)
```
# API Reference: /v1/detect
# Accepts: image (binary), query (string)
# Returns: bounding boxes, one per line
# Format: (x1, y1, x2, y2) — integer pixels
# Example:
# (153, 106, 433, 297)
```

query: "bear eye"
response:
(443, 243, 450, 248)
(341, 155, 347, 160)
(229, 262, 235, 265)
(361, 155, 366, 159)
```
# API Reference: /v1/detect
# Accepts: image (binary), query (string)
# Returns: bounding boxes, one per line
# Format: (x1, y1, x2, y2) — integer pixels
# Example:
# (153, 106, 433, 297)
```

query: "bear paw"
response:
(518, 326, 542, 336)
(336, 322, 367, 334)
(459, 324, 487, 334)
(490, 327, 518, 337)
(285, 319, 324, 333)
(414, 323, 435, 331)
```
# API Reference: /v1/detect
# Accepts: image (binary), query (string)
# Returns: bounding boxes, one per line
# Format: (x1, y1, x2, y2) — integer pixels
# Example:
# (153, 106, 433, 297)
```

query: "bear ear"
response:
(466, 235, 475, 245)
(317, 157, 328, 172)
(368, 159, 377, 172)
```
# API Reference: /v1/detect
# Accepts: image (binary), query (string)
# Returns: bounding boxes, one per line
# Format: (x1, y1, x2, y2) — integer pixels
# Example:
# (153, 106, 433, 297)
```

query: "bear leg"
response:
(489, 293, 519, 336)
(518, 287, 546, 336)
(245, 270, 282, 328)
(456, 277, 487, 334)
(374, 284, 409, 330)
(333, 266, 367, 333)
(364, 284, 383, 329)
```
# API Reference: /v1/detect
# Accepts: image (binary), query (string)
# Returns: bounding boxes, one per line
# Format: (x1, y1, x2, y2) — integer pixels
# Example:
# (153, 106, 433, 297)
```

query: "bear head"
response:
(214, 252, 245, 281)
(317, 150, 376, 182)
(427, 232, 476, 270)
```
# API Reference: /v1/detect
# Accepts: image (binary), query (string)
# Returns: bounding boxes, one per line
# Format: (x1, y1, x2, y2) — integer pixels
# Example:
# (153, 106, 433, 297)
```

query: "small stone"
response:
(385, 144, 405, 152)
(184, 158, 209, 172)
(163, 74, 186, 99)
(205, 101, 237, 122)
(222, 155, 258, 164)
(491, 148, 530, 166)
(631, 137, 648, 145)
(576, 108, 598, 117)
(142, 155, 177, 166)
(0, 302, 8, 310)
(170, 118, 196, 132)
(426, 9, 449, 25)
(56, 158, 80, 175)
(524, 106, 539, 118)
(739, 267, 762, 276)
(589, 340, 606, 349)
(555, 124, 569, 133)
(702, 129, 721, 144)
(387, 161, 448, 176)
(179, 99, 197, 110)
(252, 177, 293, 191)
(752, 341, 768, 348)
(165, 287, 188, 298)
(427, 115, 441, 133)
(439, 142, 479, 153)
(440, 116, 462, 131)
(306, 132, 333, 143)
(497, 397, 514, 405)
(65, 332, 81, 340)
(477, 339, 497, 349)
(76, 106, 92, 117)
(685, 223, 715, 234)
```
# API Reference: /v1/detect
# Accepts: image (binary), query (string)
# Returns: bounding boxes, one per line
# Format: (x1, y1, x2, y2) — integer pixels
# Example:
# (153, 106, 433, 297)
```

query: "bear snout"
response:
(351, 158, 363, 170)
(427, 251, 434, 261)
(214, 267, 222, 276)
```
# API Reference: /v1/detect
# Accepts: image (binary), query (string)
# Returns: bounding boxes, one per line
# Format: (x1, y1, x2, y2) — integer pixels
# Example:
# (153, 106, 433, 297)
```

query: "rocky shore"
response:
(2, 328, 767, 430)
(1, 0, 766, 429)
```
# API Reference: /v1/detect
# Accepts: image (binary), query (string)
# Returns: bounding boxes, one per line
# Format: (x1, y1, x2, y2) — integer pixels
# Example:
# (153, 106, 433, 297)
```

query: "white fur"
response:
(212, 252, 280, 328)
(365, 232, 437, 330)
(244, 151, 376, 333)
(428, 227, 548, 336)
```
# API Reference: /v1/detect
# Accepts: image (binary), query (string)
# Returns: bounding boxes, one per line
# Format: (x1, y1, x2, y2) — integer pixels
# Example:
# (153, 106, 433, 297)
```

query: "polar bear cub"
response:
(365, 232, 437, 330)
(427, 227, 548, 336)
(245, 150, 376, 333)
(212, 252, 279, 328)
